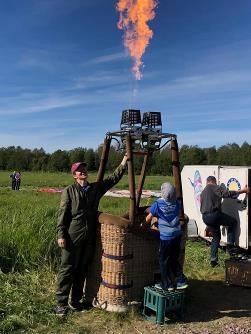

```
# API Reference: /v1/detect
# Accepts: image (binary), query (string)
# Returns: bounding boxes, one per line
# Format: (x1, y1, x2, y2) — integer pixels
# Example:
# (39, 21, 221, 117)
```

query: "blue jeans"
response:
(159, 236, 183, 289)
(202, 211, 236, 262)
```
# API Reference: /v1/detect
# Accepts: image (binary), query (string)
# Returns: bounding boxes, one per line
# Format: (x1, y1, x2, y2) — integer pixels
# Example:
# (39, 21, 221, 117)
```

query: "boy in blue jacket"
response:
(145, 182, 188, 291)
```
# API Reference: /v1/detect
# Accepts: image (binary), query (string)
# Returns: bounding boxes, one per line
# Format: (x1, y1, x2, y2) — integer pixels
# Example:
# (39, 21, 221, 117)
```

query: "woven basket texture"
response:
(85, 213, 159, 309)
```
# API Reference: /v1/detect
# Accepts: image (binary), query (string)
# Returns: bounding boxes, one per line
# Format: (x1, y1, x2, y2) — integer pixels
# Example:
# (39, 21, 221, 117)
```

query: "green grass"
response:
(184, 238, 227, 280)
(0, 268, 77, 334)
(0, 170, 172, 189)
(0, 172, 228, 333)
(0, 171, 167, 271)
(0, 240, 228, 334)
(0, 187, 152, 272)
(0, 266, 140, 334)
(0, 189, 60, 271)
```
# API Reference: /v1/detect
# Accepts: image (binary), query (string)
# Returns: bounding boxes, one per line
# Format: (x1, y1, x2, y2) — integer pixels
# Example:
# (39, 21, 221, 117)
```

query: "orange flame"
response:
(116, 0, 158, 80)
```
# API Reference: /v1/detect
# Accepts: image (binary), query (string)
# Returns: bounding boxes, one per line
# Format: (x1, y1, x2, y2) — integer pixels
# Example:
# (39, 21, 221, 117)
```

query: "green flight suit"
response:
(56, 164, 126, 305)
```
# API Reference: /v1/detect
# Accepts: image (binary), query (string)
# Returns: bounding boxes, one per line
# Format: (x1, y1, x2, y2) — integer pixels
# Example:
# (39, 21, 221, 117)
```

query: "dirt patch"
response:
(71, 279, 251, 334)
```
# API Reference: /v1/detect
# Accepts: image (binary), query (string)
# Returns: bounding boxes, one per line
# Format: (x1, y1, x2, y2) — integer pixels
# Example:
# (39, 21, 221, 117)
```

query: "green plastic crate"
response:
(142, 286, 185, 325)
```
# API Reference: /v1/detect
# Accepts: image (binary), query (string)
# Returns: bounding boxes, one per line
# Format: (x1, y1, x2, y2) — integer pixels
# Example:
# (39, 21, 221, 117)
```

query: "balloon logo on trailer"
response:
(227, 177, 241, 191)
(227, 177, 241, 199)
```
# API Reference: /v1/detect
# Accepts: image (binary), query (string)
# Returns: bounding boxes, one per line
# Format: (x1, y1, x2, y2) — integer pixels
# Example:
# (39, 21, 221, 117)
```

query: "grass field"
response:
(0, 171, 172, 190)
(0, 172, 250, 334)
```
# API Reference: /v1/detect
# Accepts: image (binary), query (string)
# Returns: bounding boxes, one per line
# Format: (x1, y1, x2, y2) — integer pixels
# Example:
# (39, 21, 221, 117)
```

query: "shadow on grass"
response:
(183, 279, 251, 323)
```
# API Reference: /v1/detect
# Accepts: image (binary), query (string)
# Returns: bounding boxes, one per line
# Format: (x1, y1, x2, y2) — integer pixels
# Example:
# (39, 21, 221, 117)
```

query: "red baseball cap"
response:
(71, 162, 87, 174)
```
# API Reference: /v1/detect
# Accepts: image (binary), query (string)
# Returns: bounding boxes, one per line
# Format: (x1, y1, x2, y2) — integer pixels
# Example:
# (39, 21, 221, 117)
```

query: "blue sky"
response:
(1, 0, 251, 152)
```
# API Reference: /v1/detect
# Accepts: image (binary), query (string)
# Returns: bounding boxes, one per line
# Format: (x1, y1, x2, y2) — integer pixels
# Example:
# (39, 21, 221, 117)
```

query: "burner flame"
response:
(116, 0, 158, 80)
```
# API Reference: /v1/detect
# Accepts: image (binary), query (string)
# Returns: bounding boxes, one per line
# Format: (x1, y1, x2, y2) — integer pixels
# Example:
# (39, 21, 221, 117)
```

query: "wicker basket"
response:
(85, 211, 160, 312)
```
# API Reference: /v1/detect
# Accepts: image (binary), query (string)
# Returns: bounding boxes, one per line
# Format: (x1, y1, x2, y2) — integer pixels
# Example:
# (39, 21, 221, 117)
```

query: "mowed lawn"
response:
(0, 172, 250, 334)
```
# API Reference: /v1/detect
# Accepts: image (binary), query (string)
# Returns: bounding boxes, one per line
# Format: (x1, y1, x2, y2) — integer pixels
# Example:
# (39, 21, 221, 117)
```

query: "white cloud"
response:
(137, 70, 251, 101)
(1, 67, 251, 154)
(81, 52, 127, 67)
(0, 79, 132, 115)
(2, 68, 251, 118)
(0, 129, 104, 153)
(173, 71, 251, 90)
(18, 56, 52, 71)
(0, 94, 84, 115)
(1, 126, 249, 153)
(177, 129, 251, 147)
(73, 70, 129, 88)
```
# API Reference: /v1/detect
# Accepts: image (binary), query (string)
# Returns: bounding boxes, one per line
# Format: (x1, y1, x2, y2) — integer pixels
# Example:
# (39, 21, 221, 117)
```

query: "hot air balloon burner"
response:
(119, 109, 143, 151)
(141, 111, 162, 150)
(120, 109, 142, 131)
(86, 110, 186, 313)
(112, 109, 164, 152)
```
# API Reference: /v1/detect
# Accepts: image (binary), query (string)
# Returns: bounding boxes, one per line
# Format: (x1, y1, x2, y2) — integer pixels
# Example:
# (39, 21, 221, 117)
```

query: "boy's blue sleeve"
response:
(150, 202, 157, 216)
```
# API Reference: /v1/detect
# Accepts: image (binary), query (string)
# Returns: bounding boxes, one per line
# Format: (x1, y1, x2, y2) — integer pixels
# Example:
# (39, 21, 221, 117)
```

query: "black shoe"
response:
(68, 301, 84, 312)
(54, 305, 68, 316)
(210, 260, 219, 267)
(82, 300, 93, 310)
(68, 300, 92, 312)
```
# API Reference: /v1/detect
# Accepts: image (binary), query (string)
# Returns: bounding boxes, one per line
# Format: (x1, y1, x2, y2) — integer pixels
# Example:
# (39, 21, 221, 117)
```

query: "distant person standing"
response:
(15, 171, 21, 190)
(200, 176, 250, 267)
(9, 171, 16, 190)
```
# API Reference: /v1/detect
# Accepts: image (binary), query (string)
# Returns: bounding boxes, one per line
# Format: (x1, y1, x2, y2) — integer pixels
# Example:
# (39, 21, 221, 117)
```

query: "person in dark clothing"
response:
(145, 182, 188, 291)
(9, 171, 16, 190)
(15, 171, 21, 190)
(55, 155, 128, 316)
(200, 176, 249, 267)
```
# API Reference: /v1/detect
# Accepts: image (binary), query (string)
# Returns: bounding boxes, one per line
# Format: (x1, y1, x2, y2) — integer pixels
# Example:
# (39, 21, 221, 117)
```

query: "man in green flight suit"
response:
(55, 154, 128, 316)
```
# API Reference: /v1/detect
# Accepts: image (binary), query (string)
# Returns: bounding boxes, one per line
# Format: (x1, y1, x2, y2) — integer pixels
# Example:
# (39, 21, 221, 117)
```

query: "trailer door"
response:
(219, 167, 249, 249)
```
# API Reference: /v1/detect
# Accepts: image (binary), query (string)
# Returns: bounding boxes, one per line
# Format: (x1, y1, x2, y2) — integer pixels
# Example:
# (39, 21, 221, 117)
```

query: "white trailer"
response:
(181, 165, 251, 250)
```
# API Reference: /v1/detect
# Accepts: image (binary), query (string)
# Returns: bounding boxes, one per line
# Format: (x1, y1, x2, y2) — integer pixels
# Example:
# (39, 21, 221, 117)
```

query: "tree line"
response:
(0, 142, 251, 175)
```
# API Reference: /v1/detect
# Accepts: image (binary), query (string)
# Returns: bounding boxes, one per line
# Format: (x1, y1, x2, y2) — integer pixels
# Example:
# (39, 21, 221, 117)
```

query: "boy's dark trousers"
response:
(159, 235, 182, 289)
(56, 236, 95, 306)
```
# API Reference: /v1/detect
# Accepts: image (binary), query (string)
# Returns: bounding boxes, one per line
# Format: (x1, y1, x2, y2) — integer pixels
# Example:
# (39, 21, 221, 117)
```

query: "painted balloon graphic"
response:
(188, 170, 203, 210)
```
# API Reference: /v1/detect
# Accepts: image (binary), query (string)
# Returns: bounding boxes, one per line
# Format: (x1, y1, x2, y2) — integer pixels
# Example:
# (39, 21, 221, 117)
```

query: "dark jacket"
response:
(57, 164, 126, 241)
(200, 183, 237, 214)
(10, 173, 16, 181)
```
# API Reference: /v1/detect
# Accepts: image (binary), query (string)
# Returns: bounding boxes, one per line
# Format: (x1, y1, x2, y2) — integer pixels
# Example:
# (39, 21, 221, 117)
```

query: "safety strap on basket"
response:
(101, 279, 133, 290)
(102, 252, 133, 260)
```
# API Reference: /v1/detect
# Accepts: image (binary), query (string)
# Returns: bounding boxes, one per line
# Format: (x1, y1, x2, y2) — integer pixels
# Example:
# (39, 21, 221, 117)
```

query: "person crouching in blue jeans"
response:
(145, 182, 188, 291)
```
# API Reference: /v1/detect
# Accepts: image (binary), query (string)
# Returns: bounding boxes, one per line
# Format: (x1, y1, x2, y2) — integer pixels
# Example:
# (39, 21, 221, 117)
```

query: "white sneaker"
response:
(154, 283, 174, 291)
